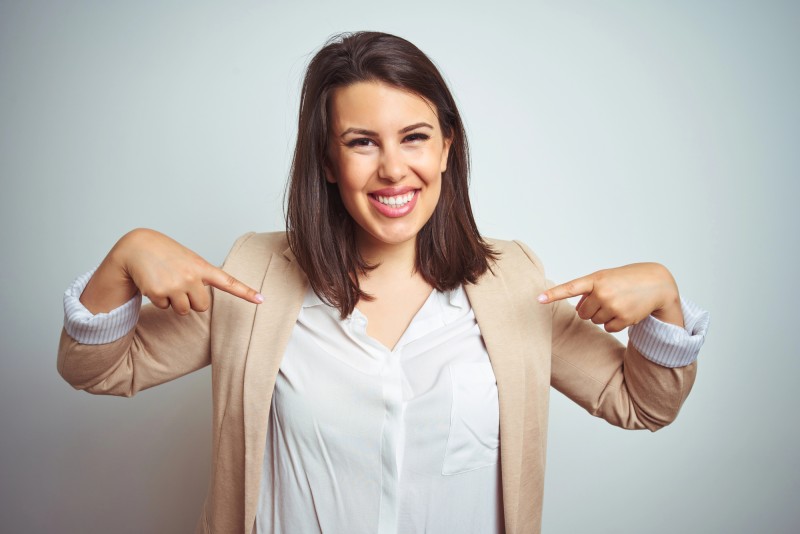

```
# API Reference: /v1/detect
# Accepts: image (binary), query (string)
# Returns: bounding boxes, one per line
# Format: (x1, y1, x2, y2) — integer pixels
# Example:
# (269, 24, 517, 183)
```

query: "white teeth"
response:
(376, 191, 414, 207)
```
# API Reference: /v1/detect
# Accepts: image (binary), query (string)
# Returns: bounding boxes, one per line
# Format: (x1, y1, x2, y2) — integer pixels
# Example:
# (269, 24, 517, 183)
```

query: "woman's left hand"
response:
(537, 262, 684, 332)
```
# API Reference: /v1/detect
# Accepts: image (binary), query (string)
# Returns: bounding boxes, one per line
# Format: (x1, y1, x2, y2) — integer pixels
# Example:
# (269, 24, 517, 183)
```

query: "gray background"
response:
(1, 1, 797, 532)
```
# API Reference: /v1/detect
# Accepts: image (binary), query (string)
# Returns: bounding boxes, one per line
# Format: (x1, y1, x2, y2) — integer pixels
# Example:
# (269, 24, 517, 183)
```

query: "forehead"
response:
(329, 81, 439, 130)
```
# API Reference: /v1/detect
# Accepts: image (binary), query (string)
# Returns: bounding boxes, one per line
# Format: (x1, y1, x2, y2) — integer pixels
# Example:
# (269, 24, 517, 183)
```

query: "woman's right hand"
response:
(79, 228, 263, 316)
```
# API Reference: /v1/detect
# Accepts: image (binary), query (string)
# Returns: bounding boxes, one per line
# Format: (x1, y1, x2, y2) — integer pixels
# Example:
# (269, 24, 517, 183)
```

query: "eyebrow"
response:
(339, 122, 434, 138)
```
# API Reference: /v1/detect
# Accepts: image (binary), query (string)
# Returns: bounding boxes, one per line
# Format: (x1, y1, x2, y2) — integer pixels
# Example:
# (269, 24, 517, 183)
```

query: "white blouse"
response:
(254, 284, 504, 534)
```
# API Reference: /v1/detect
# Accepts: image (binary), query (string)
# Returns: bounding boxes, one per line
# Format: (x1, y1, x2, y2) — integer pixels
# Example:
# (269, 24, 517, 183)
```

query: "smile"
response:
(375, 191, 415, 207)
(367, 189, 420, 218)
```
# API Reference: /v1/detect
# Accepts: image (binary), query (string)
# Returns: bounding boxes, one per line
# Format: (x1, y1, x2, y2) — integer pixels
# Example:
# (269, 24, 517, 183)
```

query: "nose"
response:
(377, 142, 408, 182)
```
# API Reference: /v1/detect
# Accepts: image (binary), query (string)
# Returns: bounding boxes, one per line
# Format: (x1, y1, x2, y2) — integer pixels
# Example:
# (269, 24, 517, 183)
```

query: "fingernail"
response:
(254, 293, 264, 303)
(537, 293, 548, 303)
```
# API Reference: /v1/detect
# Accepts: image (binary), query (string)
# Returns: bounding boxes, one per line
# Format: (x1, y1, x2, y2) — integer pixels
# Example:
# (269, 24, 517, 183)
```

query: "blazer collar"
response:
(282, 244, 296, 263)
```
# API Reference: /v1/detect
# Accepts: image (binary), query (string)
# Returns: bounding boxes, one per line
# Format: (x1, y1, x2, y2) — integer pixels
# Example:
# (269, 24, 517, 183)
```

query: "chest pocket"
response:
(442, 361, 500, 475)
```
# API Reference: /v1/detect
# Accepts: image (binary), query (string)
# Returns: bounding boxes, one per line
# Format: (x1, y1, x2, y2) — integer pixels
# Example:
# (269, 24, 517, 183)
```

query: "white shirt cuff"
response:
(628, 296, 710, 368)
(63, 266, 142, 345)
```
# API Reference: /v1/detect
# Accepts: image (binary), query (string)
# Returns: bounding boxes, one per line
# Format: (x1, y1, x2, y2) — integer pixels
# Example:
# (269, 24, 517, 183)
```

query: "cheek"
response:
(413, 150, 446, 178)
(336, 156, 373, 189)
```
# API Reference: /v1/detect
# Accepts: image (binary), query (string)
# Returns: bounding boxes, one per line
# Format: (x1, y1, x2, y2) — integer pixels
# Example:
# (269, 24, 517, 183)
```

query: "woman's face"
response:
(326, 81, 452, 251)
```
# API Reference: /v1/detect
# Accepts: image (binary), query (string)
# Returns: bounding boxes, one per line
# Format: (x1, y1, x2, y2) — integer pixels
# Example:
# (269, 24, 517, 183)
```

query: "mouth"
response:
(372, 190, 416, 208)
(367, 188, 420, 218)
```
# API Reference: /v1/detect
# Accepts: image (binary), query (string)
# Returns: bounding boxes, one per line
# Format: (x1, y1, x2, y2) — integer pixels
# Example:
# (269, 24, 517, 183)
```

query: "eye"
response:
(405, 133, 430, 142)
(346, 138, 375, 148)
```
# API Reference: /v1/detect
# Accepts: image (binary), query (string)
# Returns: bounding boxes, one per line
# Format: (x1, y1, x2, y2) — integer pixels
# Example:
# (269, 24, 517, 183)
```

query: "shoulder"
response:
(221, 231, 289, 270)
(228, 230, 288, 255)
(473, 237, 549, 312)
(483, 237, 546, 279)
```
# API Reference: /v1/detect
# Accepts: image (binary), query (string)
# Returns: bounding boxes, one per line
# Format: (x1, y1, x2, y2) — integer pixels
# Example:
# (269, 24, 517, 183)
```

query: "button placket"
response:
(377, 345, 410, 534)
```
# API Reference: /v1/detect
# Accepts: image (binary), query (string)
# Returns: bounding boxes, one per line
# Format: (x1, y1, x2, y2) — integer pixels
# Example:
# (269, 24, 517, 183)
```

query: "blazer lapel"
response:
(242, 248, 308, 531)
(465, 273, 526, 534)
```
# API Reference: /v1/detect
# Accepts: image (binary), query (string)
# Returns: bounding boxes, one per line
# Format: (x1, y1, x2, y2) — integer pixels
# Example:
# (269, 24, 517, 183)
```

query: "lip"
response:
(368, 189, 419, 218)
(369, 185, 418, 196)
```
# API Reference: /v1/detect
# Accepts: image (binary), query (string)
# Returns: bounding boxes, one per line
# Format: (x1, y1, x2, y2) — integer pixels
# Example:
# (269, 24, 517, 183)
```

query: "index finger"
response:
(204, 265, 264, 304)
(537, 276, 594, 304)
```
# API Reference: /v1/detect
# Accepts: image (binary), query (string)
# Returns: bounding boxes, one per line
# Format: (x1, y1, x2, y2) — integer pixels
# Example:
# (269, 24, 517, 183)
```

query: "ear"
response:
(324, 159, 337, 184)
(440, 135, 454, 173)
(324, 167, 337, 184)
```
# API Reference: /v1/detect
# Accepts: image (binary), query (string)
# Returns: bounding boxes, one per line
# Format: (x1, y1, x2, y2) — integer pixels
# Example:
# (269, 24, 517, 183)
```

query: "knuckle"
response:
(192, 256, 210, 273)
(594, 286, 612, 301)
(148, 285, 168, 298)
(652, 262, 668, 275)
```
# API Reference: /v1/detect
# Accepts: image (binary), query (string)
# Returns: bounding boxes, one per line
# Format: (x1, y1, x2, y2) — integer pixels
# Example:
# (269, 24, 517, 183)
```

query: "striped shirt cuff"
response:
(628, 296, 710, 368)
(63, 266, 142, 345)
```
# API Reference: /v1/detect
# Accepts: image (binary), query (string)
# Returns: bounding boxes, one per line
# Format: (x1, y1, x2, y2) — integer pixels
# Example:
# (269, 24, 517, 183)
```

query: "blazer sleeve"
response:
(56, 231, 256, 397)
(514, 241, 698, 432)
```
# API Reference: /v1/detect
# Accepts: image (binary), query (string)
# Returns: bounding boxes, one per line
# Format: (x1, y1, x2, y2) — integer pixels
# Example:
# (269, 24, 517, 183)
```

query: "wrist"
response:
(79, 233, 141, 314)
(651, 295, 684, 328)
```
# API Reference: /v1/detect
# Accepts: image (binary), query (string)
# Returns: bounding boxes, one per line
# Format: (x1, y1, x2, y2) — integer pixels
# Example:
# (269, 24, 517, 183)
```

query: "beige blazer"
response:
(58, 232, 697, 534)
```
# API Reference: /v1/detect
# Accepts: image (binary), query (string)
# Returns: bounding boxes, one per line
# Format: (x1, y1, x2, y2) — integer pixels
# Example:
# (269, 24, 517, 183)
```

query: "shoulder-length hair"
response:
(285, 31, 498, 318)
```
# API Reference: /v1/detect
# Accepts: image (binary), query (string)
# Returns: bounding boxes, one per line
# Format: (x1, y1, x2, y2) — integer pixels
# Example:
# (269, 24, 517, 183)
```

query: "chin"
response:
(378, 232, 418, 246)
(363, 226, 419, 247)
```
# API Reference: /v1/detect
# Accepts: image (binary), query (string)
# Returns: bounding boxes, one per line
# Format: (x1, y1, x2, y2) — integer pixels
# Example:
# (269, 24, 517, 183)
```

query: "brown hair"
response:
(285, 31, 498, 318)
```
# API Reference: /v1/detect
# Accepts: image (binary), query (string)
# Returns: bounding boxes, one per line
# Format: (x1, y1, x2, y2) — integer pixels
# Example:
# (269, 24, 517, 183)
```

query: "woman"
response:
(58, 31, 709, 534)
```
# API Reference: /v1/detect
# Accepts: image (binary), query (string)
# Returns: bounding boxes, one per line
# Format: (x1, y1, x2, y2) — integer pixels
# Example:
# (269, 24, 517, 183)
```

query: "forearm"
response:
(550, 292, 708, 430)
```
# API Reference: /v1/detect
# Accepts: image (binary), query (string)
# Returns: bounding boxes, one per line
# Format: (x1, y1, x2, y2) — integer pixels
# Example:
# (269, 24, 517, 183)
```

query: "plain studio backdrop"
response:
(1, 1, 797, 533)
